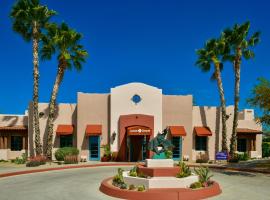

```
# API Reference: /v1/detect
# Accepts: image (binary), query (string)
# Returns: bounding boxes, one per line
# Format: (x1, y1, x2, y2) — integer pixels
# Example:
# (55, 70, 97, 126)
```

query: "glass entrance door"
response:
(172, 136, 182, 160)
(89, 136, 100, 161)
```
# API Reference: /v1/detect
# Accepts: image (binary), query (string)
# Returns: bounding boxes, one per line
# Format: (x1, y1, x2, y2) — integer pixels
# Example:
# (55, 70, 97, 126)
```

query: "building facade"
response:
(0, 83, 262, 161)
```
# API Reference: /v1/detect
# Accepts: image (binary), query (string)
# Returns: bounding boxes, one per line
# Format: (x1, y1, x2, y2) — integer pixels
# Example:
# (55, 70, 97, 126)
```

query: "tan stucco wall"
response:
(110, 83, 162, 152)
(28, 103, 76, 158)
(162, 95, 193, 160)
(0, 114, 28, 159)
(77, 92, 109, 159)
(192, 105, 262, 160)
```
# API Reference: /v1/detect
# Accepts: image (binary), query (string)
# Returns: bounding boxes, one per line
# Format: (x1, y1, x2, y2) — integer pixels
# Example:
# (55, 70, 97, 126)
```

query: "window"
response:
(60, 135, 73, 148)
(237, 138, 247, 152)
(11, 136, 23, 151)
(172, 137, 182, 160)
(195, 136, 207, 151)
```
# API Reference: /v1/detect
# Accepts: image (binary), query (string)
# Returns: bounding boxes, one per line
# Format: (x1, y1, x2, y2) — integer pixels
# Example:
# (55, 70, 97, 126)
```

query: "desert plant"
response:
(119, 182, 128, 189)
(54, 147, 79, 161)
(194, 167, 213, 187)
(102, 144, 112, 158)
(176, 161, 191, 178)
(137, 185, 146, 192)
(165, 150, 173, 159)
(112, 168, 125, 187)
(190, 181, 203, 189)
(129, 184, 136, 190)
(129, 166, 138, 177)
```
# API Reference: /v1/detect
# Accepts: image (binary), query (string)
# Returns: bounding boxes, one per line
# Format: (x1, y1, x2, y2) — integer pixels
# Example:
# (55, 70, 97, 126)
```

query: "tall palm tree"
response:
(10, 0, 56, 156)
(41, 23, 88, 158)
(196, 38, 229, 152)
(222, 22, 260, 156)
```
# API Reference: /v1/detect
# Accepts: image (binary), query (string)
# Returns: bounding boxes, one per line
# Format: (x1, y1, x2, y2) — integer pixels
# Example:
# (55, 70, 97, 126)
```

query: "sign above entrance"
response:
(127, 126, 151, 136)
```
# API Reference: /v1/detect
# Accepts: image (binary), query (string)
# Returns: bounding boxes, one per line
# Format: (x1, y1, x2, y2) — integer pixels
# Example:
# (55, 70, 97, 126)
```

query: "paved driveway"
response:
(0, 166, 269, 200)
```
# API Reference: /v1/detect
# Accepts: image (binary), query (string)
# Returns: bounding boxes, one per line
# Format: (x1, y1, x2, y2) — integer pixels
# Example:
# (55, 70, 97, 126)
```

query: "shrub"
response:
(119, 182, 127, 189)
(228, 154, 240, 163)
(0, 159, 8, 163)
(129, 184, 136, 190)
(13, 153, 27, 164)
(190, 181, 202, 189)
(55, 147, 79, 161)
(194, 167, 213, 187)
(101, 144, 112, 158)
(238, 152, 249, 161)
(64, 155, 78, 164)
(196, 158, 208, 163)
(262, 142, 270, 157)
(176, 161, 191, 178)
(137, 171, 147, 178)
(26, 160, 41, 167)
(137, 185, 146, 192)
(165, 150, 173, 159)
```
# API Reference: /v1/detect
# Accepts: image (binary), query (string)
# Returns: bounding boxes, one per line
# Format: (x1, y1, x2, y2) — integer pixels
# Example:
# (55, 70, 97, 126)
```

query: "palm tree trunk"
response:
(45, 63, 65, 159)
(214, 64, 228, 152)
(32, 21, 42, 156)
(230, 48, 241, 156)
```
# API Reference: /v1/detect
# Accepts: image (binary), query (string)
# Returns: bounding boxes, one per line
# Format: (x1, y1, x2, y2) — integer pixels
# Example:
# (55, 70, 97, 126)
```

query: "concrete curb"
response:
(0, 163, 134, 178)
(0, 162, 269, 179)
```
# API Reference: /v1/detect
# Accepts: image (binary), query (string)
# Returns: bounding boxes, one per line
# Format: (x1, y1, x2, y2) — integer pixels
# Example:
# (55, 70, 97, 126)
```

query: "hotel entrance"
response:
(126, 126, 151, 162)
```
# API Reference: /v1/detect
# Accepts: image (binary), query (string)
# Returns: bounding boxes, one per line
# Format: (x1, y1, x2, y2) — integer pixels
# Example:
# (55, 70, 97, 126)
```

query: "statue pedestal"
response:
(145, 159, 174, 168)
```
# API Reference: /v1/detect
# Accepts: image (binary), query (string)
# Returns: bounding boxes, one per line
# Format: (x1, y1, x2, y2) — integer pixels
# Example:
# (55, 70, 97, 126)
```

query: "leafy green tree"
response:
(222, 22, 260, 156)
(41, 23, 88, 158)
(10, 0, 56, 156)
(247, 78, 270, 126)
(196, 38, 229, 152)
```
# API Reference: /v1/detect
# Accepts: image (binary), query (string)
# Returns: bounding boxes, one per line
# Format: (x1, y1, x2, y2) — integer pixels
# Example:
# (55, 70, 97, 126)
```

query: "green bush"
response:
(119, 183, 127, 189)
(55, 147, 79, 161)
(176, 161, 191, 178)
(137, 185, 146, 192)
(190, 181, 202, 189)
(137, 171, 147, 178)
(194, 166, 213, 187)
(13, 153, 27, 164)
(101, 144, 112, 158)
(262, 142, 270, 157)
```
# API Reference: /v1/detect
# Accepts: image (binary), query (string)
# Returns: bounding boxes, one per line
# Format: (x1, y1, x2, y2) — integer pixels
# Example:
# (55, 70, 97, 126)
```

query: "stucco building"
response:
(0, 83, 262, 161)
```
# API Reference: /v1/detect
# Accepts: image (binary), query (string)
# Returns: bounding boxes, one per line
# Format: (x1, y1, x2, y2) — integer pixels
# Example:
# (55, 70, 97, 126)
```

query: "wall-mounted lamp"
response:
(111, 131, 117, 144)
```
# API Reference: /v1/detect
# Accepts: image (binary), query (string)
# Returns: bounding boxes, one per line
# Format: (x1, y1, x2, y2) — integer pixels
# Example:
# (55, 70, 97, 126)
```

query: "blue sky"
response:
(0, 0, 269, 114)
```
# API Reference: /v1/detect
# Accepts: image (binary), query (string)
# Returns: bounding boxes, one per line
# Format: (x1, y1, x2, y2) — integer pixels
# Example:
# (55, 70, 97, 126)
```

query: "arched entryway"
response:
(118, 114, 154, 161)
(126, 125, 151, 162)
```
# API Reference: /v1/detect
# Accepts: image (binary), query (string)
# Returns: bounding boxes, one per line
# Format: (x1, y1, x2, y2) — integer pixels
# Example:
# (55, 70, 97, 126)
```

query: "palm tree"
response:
(196, 38, 229, 152)
(10, 0, 56, 156)
(41, 23, 88, 158)
(222, 22, 260, 156)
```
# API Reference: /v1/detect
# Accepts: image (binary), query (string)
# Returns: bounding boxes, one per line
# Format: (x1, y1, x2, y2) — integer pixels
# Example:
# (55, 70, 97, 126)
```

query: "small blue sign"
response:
(215, 152, 228, 160)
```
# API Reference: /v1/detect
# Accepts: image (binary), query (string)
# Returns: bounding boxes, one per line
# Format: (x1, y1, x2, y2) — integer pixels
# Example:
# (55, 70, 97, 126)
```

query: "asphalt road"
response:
(0, 166, 269, 200)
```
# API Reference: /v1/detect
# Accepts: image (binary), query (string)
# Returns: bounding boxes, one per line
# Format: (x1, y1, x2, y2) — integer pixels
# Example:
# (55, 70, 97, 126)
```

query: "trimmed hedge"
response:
(55, 147, 79, 161)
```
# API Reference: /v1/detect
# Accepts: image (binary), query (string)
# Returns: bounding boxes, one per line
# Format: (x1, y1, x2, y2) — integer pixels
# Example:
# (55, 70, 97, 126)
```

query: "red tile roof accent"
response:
(56, 125, 74, 135)
(169, 126, 187, 136)
(85, 125, 102, 136)
(194, 126, 212, 136)
(237, 128, 262, 134)
(0, 125, 27, 131)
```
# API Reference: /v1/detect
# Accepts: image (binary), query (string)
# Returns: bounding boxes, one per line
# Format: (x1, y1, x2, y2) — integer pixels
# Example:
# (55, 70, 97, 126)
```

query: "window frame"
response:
(195, 135, 207, 151)
(11, 135, 23, 151)
(60, 135, 73, 148)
